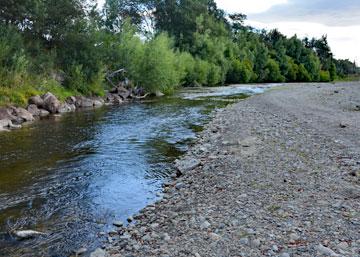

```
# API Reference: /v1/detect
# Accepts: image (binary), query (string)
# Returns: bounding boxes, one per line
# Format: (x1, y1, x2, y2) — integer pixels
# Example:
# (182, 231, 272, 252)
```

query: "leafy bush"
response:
(319, 70, 331, 82)
(174, 51, 196, 86)
(191, 59, 212, 86)
(138, 34, 181, 94)
(296, 64, 311, 82)
(227, 59, 253, 84)
(264, 59, 285, 82)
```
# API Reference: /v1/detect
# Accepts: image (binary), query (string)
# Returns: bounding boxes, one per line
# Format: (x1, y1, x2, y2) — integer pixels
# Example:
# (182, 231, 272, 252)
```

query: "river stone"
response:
(161, 233, 171, 241)
(75, 96, 94, 108)
(0, 119, 21, 130)
(10, 107, 34, 122)
(250, 238, 261, 248)
(0, 119, 11, 131)
(58, 103, 73, 113)
(337, 241, 349, 250)
(28, 95, 44, 108)
(200, 221, 211, 230)
(74, 247, 87, 255)
(66, 96, 77, 105)
(239, 237, 249, 245)
(316, 244, 339, 256)
(39, 109, 50, 117)
(209, 232, 221, 241)
(27, 104, 41, 116)
(93, 99, 104, 107)
(175, 158, 201, 175)
(42, 92, 61, 113)
(0, 107, 18, 122)
(113, 221, 124, 227)
(14, 230, 46, 239)
(90, 248, 108, 257)
(280, 253, 290, 257)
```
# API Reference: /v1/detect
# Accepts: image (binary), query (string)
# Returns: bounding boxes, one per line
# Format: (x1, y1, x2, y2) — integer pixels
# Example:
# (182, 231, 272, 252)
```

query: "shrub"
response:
(138, 34, 181, 94)
(227, 59, 253, 84)
(319, 70, 331, 82)
(296, 64, 311, 82)
(264, 59, 285, 82)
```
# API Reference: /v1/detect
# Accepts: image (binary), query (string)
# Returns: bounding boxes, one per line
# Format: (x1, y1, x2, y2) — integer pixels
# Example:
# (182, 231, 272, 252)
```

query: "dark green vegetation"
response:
(1, 0, 359, 105)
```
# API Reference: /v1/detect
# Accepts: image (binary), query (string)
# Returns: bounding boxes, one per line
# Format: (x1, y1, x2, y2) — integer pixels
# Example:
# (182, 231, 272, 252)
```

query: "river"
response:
(0, 85, 268, 256)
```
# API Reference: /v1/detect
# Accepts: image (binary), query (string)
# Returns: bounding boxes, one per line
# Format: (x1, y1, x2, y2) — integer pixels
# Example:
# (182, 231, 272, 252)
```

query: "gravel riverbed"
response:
(100, 82, 360, 257)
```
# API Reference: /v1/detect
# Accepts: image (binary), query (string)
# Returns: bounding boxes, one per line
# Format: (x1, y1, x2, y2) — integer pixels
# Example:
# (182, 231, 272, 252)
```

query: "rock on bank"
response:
(0, 85, 147, 131)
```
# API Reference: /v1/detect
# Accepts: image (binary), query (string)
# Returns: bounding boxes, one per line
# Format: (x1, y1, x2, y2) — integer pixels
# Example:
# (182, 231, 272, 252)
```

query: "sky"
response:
(96, 0, 359, 63)
(216, 0, 360, 63)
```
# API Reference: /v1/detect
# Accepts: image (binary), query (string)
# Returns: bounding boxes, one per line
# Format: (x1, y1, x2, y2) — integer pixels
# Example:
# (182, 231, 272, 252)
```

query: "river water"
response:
(0, 85, 268, 256)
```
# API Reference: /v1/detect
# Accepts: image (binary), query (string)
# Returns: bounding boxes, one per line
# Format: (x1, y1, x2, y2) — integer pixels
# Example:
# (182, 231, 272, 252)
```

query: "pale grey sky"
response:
(97, 0, 360, 63)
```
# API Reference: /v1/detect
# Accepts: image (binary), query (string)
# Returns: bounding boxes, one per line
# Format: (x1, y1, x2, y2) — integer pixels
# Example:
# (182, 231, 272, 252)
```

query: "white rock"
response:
(209, 232, 221, 241)
(90, 248, 108, 257)
(162, 233, 171, 241)
(289, 233, 300, 241)
(337, 241, 349, 250)
(200, 221, 211, 230)
(272, 245, 279, 252)
(75, 247, 88, 255)
(14, 230, 46, 239)
(250, 238, 261, 248)
(316, 244, 340, 256)
(239, 237, 249, 245)
(113, 221, 123, 227)
(175, 158, 201, 174)
(280, 253, 290, 257)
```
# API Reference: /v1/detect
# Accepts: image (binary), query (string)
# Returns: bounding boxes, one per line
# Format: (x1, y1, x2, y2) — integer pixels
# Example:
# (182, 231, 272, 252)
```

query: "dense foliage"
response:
(0, 0, 358, 105)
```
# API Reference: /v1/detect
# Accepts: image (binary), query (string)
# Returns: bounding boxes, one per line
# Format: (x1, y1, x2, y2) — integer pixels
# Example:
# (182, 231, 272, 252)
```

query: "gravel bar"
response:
(101, 82, 360, 257)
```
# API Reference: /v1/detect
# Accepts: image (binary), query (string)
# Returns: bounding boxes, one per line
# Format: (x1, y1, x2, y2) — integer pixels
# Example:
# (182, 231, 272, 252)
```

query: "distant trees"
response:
(0, 0, 359, 106)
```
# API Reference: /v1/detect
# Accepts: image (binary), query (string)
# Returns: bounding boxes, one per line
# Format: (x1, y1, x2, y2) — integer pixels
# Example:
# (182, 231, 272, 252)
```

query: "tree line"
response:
(0, 0, 358, 105)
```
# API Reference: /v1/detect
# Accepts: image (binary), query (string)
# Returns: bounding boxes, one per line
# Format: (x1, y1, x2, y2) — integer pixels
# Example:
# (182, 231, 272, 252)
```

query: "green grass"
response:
(0, 78, 76, 107)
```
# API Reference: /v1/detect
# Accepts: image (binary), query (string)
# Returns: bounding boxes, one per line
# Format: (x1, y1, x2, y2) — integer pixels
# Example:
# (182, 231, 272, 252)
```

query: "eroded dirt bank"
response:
(101, 82, 360, 257)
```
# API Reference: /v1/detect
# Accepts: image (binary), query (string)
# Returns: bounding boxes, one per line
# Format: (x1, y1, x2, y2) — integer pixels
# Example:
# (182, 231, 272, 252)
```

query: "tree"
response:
(311, 35, 333, 70)
(138, 34, 182, 93)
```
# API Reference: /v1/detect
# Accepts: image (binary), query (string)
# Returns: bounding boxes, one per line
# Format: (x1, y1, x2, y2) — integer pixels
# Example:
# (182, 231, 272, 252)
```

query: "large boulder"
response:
(42, 92, 61, 113)
(58, 103, 74, 113)
(65, 96, 77, 105)
(9, 107, 34, 122)
(28, 95, 44, 108)
(92, 97, 104, 107)
(0, 119, 11, 131)
(105, 93, 123, 104)
(0, 119, 21, 131)
(39, 109, 50, 117)
(27, 104, 41, 116)
(0, 107, 18, 122)
(75, 96, 94, 108)
(175, 157, 201, 176)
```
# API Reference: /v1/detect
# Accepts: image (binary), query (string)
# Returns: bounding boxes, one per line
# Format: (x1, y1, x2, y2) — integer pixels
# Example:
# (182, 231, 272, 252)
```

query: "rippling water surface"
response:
(0, 85, 268, 256)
